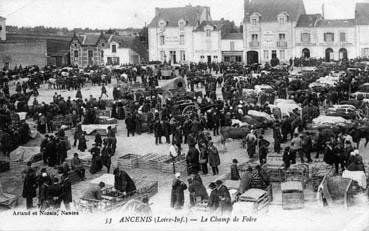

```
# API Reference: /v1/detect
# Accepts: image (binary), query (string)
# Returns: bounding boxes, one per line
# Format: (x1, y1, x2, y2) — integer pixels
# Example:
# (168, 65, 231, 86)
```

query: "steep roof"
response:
(244, 0, 306, 23)
(0, 16, 6, 20)
(108, 34, 132, 48)
(355, 3, 369, 25)
(71, 33, 107, 46)
(194, 20, 231, 32)
(319, 19, 355, 28)
(296, 14, 322, 27)
(222, 33, 243, 40)
(148, 5, 208, 27)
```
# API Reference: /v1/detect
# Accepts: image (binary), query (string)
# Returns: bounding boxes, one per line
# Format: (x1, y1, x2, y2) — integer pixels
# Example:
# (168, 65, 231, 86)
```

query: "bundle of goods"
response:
(98, 116, 118, 125)
(117, 154, 140, 170)
(161, 154, 186, 175)
(283, 164, 309, 188)
(312, 116, 351, 129)
(53, 115, 71, 130)
(281, 181, 304, 210)
(311, 161, 333, 191)
(81, 124, 117, 136)
(137, 153, 161, 169)
(272, 99, 302, 117)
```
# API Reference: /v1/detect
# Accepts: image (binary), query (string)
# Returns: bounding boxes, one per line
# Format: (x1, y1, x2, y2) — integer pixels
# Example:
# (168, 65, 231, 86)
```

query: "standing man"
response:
(273, 125, 282, 153)
(208, 142, 220, 175)
(245, 130, 257, 159)
(22, 167, 37, 209)
(258, 136, 270, 165)
(170, 173, 187, 209)
(61, 173, 72, 210)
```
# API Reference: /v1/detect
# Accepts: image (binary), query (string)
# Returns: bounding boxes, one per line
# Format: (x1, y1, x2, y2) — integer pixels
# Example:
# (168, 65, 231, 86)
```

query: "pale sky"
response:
(0, 0, 369, 29)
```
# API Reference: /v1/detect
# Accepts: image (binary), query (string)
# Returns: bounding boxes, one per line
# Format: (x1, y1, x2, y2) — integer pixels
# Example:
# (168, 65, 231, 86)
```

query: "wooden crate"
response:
(262, 163, 285, 182)
(117, 154, 140, 170)
(283, 164, 309, 188)
(161, 159, 187, 175)
(136, 181, 159, 198)
(149, 155, 172, 171)
(311, 162, 333, 192)
(138, 153, 160, 169)
(281, 181, 304, 210)
(266, 153, 283, 164)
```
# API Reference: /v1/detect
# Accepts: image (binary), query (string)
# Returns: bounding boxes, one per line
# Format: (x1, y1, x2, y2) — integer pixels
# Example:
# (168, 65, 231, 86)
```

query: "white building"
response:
(148, 5, 211, 63)
(355, 3, 369, 58)
(103, 35, 140, 65)
(221, 33, 243, 62)
(0, 16, 6, 41)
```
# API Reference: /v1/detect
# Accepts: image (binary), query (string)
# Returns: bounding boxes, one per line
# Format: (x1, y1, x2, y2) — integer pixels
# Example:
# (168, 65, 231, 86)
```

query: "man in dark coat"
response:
(125, 113, 136, 137)
(113, 167, 136, 195)
(47, 177, 63, 209)
(273, 125, 282, 153)
(188, 174, 208, 206)
(186, 145, 200, 175)
(170, 173, 187, 209)
(216, 180, 232, 214)
(208, 142, 220, 175)
(61, 173, 72, 210)
(207, 182, 219, 211)
(153, 119, 163, 145)
(258, 136, 270, 165)
(22, 168, 37, 209)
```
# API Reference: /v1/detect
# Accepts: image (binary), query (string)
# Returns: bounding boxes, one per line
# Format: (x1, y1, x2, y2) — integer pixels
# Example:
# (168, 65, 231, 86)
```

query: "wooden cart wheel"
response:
(182, 105, 198, 116)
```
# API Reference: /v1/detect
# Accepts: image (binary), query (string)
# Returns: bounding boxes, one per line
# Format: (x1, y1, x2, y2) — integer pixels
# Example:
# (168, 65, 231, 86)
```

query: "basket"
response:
(138, 153, 160, 169)
(118, 154, 140, 170)
(281, 181, 304, 210)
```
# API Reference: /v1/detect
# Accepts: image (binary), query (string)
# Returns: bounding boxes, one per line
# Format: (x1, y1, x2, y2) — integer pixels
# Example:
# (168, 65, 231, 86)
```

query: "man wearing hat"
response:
(215, 180, 232, 214)
(170, 172, 187, 209)
(207, 182, 219, 211)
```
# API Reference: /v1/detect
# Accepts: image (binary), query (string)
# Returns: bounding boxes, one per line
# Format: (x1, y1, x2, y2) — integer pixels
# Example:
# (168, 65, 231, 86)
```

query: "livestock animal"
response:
(220, 126, 250, 149)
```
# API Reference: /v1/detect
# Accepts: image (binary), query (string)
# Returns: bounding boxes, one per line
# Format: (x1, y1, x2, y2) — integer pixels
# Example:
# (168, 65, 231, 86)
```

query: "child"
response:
(230, 159, 240, 180)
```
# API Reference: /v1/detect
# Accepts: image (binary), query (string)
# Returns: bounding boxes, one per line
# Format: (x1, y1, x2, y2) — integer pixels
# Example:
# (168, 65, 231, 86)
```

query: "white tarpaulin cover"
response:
(309, 76, 339, 88)
(247, 110, 274, 122)
(81, 124, 117, 135)
(254, 85, 272, 93)
(342, 170, 367, 189)
(16, 112, 27, 120)
(273, 99, 301, 117)
(9, 146, 40, 162)
(312, 116, 350, 127)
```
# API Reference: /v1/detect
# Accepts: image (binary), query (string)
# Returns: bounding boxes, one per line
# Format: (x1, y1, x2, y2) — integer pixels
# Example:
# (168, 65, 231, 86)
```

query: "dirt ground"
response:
(1, 73, 369, 230)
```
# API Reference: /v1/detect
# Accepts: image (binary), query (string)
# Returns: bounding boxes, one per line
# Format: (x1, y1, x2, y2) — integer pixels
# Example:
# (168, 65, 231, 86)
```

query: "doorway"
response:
(325, 48, 333, 62)
(207, 55, 211, 64)
(339, 48, 348, 60)
(247, 51, 259, 65)
(302, 48, 310, 58)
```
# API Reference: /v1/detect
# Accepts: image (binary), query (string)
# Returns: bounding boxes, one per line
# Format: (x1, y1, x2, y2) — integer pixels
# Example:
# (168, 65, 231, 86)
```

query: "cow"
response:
(220, 126, 250, 150)
(351, 126, 369, 149)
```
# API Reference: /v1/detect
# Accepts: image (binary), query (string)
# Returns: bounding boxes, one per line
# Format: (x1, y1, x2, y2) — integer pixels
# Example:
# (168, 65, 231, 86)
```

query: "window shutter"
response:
(324, 33, 326, 42)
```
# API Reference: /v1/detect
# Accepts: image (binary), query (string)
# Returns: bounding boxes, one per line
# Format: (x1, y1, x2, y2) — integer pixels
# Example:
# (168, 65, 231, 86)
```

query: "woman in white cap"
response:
(170, 172, 187, 209)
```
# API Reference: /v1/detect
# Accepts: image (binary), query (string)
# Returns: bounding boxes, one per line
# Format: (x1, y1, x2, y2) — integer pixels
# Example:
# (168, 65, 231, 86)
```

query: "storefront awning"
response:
(222, 51, 243, 56)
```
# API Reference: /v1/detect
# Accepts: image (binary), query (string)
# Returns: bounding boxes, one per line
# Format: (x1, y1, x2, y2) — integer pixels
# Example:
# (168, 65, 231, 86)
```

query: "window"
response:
(224, 56, 230, 62)
(160, 51, 165, 62)
(74, 43, 78, 47)
(263, 50, 269, 60)
(251, 18, 257, 25)
(101, 43, 105, 47)
(88, 50, 93, 58)
(112, 44, 117, 53)
(251, 34, 258, 41)
(179, 21, 185, 31)
(213, 56, 218, 59)
(159, 21, 166, 32)
(206, 29, 211, 37)
(101, 50, 104, 59)
(279, 50, 285, 60)
(324, 32, 334, 42)
(180, 50, 186, 61)
(200, 55, 204, 59)
(179, 35, 184, 45)
(74, 50, 79, 58)
(363, 48, 369, 57)
(340, 32, 346, 42)
(0, 25, 2, 31)
(230, 41, 235, 51)
(278, 17, 286, 24)
(272, 50, 277, 59)
(279, 33, 286, 41)
(160, 35, 165, 45)
(301, 33, 311, 43)
(236, 56, 242, 62)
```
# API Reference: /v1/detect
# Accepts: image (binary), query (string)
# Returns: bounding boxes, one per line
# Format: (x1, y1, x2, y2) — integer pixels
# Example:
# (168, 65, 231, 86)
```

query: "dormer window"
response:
(250, 12, 261, 25)
(159, 20, 166, 32)
(204, 25, 213, 37)
(178, 19, 186, 31)
(278, 12, 288, 24)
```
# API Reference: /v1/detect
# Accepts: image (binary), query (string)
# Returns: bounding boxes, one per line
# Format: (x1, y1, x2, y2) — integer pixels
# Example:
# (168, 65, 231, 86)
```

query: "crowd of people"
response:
(2, 57, 368, 212)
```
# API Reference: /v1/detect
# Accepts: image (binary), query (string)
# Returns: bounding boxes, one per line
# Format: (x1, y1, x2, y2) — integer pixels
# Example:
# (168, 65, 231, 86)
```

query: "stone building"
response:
(70, 33, 108, 67)
(103, 34, 141, 65)
(148, 5, 212, 63)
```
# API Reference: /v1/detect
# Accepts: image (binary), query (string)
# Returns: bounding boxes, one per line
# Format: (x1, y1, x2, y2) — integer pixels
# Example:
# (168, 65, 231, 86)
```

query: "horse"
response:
(220, 126, 250, 150)
(350, 126, 369, 149)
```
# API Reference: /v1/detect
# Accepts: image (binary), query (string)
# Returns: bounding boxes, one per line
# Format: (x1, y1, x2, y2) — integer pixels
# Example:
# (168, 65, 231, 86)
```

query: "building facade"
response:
(0, 16, 6, 41)
(148, 5, 212, 63)
(103, 35, 141, 65)
(221, 33, 243, 62)
(70, 33, 108, 67)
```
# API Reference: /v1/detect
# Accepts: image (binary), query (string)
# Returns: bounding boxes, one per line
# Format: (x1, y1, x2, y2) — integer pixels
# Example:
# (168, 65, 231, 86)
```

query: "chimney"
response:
(155, 7, 160, 16)
(322, 3, 325, 19)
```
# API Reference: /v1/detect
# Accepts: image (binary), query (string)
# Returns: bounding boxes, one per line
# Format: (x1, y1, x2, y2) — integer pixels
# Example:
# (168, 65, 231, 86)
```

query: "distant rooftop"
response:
(222, 33, 243, 40)
(297, 14, 355, 28)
